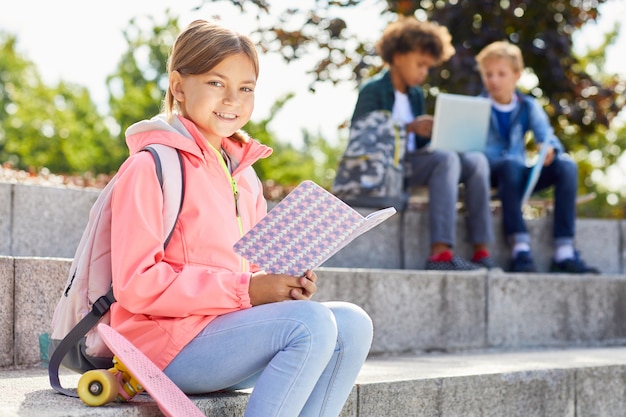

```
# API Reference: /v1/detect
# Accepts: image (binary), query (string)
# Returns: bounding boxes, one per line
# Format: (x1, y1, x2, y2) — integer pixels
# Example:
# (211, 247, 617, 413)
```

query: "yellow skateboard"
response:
(77, 323, 205, 417)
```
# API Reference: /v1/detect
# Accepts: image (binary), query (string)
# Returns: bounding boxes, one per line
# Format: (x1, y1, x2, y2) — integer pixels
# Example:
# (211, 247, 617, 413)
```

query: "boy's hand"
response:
(540, 145, 556, 166)
(407, 115, 433, 137)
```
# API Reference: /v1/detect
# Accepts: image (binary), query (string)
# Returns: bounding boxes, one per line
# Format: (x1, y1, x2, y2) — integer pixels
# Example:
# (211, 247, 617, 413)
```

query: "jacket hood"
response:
(125, 114, 200, 156)
(125, 114, 272, 169)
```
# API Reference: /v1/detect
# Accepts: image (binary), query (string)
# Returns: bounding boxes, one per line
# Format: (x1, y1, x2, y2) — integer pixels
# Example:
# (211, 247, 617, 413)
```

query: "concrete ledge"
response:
(3, 347, 626, 417)
(4, 258, 626, 368)
(326, 209, 624, 274)
(1, 182, 624, 273)
(488, 272, 626, 348)
(315, 268, 487, 353)
(14, 257, 70, 366)
(11, 184, 99, 258)
(315, 268, 626, 354)
(0, 256, 14, 368)
(0, 185, 11, 255)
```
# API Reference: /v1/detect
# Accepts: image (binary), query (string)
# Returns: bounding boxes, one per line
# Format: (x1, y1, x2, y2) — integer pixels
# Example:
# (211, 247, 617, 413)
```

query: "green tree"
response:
(105, 12, 180, 171)
(0, 32, 117, 174)
(197, 0, 625, 217)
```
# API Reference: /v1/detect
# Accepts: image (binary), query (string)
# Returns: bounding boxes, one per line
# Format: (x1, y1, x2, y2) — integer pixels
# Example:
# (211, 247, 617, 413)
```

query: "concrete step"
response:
(3, 257, 626, 369)
(2, 182, 624, 274)
(3, 346, 626, 416)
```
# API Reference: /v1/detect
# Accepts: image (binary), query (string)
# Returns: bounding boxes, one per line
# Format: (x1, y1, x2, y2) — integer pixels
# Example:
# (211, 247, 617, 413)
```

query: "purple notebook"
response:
(233, 180, 396, 275)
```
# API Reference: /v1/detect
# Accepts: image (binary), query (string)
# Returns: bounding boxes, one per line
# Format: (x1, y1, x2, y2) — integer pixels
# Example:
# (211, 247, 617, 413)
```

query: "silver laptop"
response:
(429, 93, 492, 152)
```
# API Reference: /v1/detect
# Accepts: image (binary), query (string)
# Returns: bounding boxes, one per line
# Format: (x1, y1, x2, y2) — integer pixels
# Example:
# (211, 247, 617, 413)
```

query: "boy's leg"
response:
(489, 158, 529, 241)
(459, 151, 494, 245)
(490, 158, 537, 271)
(533, 153, 577, 245)
(534, 154, 598, 273)
(407, 149, 460, 248)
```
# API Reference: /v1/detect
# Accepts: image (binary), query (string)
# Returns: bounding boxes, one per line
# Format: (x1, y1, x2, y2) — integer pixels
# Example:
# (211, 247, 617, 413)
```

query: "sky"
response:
(0, 0, 387, 143)
(1, 0, 625, 192)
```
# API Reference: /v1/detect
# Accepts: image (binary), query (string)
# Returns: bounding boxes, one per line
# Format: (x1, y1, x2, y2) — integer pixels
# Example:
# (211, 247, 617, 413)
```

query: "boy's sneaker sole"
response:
(509, 251, 537, 273)
(425, 255, 482, 271)
(550, 251, 600, 274)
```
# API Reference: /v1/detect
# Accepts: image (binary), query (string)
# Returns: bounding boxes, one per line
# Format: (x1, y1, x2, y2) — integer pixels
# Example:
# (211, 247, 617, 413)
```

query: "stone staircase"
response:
(2, 181, 626, 416)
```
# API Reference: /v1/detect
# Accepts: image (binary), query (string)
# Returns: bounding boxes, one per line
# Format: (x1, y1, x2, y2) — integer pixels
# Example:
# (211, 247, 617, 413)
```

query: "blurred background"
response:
(0, 0, 624, 217)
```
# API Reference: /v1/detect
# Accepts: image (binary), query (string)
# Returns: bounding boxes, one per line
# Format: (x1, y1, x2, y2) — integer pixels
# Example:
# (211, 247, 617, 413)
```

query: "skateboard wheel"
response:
(78, 369, 119, 406)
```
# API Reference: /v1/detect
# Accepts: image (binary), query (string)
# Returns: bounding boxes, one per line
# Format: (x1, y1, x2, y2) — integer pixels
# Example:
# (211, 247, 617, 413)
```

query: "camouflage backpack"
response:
(332, 110, 409, 210)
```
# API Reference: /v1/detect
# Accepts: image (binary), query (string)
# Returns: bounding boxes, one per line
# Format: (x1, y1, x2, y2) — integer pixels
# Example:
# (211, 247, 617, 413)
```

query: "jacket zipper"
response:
(207, 146, 247, 272)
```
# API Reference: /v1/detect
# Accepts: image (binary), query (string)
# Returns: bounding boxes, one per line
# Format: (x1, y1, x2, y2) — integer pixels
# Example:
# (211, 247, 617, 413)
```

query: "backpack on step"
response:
(48, 144, 184, 397)
(331, 110, 409, 210)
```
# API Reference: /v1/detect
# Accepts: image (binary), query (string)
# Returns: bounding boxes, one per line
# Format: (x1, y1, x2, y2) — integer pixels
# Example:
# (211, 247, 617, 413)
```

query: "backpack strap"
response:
(48, 288, 116, 396)
(48, 145, 184, 396)
(143, 144, 185, 247)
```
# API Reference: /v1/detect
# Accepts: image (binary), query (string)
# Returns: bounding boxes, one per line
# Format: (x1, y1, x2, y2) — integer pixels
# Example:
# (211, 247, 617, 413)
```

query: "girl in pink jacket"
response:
(109, 19, 373, 417)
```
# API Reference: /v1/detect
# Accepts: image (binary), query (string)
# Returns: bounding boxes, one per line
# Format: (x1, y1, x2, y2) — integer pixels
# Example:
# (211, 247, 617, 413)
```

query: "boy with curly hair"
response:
(352, 17, 494, 270)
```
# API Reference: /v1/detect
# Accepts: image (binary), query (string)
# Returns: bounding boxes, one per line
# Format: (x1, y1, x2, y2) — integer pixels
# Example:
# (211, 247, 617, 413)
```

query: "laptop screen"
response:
(429, 93, 492, 153)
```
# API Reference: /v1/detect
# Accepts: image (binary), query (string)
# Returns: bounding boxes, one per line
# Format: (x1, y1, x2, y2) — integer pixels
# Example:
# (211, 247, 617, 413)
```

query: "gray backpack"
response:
(332, 110, 409, 210)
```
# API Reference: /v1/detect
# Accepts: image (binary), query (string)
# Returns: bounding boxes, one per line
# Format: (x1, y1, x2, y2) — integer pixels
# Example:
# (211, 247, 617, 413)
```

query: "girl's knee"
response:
(295, 301, 339, 347)
(325, 302, 373, 345)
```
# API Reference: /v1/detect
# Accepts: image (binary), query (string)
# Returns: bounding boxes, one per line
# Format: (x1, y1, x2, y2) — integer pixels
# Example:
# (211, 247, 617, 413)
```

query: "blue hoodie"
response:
(481, 90, 564, 164)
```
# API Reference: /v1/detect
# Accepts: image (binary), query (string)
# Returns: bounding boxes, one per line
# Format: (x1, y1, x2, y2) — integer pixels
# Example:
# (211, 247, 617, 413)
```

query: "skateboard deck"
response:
(97, 323, 205, 417)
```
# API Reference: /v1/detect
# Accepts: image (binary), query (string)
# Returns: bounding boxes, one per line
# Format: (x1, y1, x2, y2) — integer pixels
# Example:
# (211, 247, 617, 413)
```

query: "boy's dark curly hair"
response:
(376, 16, 455, 65)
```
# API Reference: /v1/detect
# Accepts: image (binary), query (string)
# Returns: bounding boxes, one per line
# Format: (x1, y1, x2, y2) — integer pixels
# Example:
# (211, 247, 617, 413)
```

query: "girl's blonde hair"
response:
(475, 40, 524, 73)
(376, 17, 455, 65)
(164, 20, 259, 143)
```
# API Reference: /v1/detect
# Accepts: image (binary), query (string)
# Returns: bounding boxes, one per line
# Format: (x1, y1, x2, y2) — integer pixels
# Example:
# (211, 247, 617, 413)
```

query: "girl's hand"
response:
(249, 270, 318, 306)
(290, 270, 317, 300)
(407, 115, 434, 137)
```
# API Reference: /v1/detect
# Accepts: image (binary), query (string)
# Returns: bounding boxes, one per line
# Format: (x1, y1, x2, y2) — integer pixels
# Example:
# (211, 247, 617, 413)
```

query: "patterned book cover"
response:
(233, 180, 396, 275)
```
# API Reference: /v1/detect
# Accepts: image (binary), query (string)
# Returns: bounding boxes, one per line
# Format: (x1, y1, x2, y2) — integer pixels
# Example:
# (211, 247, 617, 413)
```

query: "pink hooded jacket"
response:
(109, 115, 272, 370)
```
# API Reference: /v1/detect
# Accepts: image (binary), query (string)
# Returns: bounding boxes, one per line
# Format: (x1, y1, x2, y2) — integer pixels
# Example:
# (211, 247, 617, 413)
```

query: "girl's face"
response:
(479, 57, 520, 105)
(170, 52, 257, 149)
(391, 49, 437, 92)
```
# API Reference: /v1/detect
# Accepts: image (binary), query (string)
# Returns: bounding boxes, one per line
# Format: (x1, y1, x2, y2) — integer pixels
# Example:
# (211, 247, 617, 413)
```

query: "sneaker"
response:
(472, 249, 495, 269)
(425, 254, 481, 271)
(473, 255, 495, 269)
(510, 251, 537, 273)
(550, 251, 600, 274)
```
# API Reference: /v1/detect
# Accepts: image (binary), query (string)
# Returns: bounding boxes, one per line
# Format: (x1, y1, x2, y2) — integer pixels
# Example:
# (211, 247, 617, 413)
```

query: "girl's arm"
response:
(110, 151, 252, 318)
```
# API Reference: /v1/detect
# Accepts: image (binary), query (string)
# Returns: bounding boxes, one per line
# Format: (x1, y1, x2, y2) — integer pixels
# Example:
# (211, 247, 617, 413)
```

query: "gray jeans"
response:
(407, 149, 493, 248)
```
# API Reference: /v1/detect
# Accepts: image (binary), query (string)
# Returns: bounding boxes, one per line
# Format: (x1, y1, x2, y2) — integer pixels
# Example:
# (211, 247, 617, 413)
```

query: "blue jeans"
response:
(164, 300, 373, 417)
(407, 149, 493, 247)
(489, 153, 578, 247)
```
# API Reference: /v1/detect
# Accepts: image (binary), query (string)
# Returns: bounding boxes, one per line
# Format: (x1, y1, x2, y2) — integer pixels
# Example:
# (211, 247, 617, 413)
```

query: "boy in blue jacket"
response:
(476, 40, 599, 273)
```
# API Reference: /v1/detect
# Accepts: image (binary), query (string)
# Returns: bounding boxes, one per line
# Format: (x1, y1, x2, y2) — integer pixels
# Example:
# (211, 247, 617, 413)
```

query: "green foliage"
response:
(105, 13, 180, 169)
(0, 32, 117, 174)
(2, 2, 624, 217)
(243, 93, 345, 189)
(200, 0, 625, 218)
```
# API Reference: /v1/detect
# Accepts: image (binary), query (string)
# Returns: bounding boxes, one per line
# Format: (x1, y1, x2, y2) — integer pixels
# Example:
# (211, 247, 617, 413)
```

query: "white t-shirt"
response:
(392, 90, 416, 152)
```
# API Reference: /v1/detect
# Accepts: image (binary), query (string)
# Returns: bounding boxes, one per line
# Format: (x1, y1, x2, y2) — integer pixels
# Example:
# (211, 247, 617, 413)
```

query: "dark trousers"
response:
(489, 153, 578, 247)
